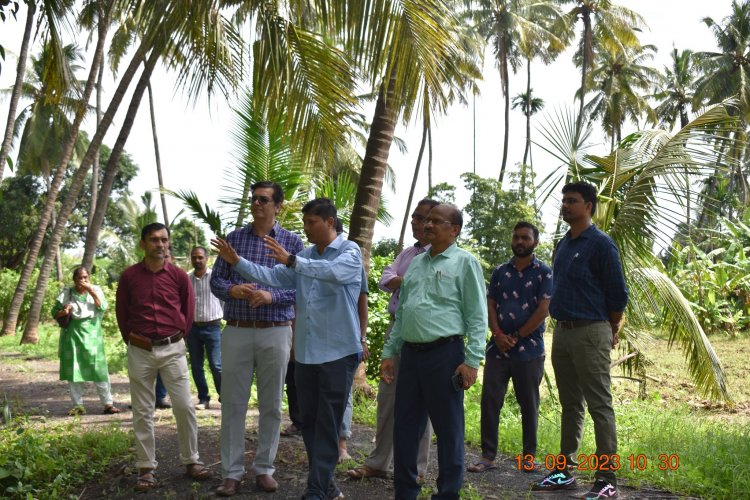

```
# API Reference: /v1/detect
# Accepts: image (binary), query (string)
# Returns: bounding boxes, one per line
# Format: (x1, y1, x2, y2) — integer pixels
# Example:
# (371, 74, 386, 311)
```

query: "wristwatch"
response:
(286, 254, 296, 268)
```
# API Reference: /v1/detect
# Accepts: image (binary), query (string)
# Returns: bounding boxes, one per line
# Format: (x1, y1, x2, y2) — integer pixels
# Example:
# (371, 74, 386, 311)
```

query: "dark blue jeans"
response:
(155, 374, 167, 400)
(295, 354, 357, 500)
(186, 323, 222, 402)
(394, 339, 465, 500)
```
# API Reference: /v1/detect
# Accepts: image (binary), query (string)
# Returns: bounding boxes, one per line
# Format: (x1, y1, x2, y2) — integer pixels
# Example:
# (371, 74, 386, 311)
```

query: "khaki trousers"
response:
(128, 340, 201, 470)
(551, 321, 618, 484)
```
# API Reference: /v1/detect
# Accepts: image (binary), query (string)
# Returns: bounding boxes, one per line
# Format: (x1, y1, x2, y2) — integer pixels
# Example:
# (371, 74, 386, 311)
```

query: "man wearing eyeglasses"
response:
(380, 203, 487, 500)
(532, 181, 628, 500)
(210, 181, 304, 496)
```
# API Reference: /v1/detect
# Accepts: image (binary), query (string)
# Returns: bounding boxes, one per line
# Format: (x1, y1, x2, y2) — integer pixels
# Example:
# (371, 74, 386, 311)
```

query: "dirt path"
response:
(1, 350, 693, 499)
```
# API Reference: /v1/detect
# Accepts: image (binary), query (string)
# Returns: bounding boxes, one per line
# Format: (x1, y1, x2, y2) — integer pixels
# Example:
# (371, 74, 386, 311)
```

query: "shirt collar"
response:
(246, 221, 280, 237)
(565, 223, 597, 241)
(429, 241, 459, 259)
(505, 255, 541, 270)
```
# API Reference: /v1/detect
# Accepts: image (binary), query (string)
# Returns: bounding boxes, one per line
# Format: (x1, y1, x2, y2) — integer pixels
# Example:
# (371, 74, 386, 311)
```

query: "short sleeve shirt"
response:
(487, 256, 552, 361)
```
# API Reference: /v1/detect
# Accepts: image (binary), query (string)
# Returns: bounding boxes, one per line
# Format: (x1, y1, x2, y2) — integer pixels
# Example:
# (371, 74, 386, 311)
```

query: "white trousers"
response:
(69, 380, 113, 406)
(127, 340, 201, 470)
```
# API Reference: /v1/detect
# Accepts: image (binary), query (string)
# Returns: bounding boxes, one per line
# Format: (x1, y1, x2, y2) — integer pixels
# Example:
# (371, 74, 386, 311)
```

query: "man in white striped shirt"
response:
(188, 246, 224, 410)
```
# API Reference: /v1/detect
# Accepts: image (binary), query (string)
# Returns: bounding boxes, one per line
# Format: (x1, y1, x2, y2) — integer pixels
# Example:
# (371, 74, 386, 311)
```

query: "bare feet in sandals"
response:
(135, 468, 157, 492)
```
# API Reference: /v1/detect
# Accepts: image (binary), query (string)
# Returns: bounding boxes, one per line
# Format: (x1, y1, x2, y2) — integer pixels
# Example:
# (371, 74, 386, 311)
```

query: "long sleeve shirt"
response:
(210, 222, 303, 322)
(378, 242, 430, 315)
(232, 235, 363, 364)
(382, 242, 488, 369)
(549, 224, 628, 321)
(115, 261, 194, 342)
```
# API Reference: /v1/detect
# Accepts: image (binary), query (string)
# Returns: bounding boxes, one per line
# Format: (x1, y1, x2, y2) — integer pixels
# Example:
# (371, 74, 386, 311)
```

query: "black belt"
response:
(404, 335, 462, 352)
(225, 319, 292, 329)
(556, 320, 602, 329)
(193, 319, 222, 327)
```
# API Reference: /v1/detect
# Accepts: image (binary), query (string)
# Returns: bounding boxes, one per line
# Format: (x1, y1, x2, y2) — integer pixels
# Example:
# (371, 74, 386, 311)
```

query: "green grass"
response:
(0, 417, 131, 499)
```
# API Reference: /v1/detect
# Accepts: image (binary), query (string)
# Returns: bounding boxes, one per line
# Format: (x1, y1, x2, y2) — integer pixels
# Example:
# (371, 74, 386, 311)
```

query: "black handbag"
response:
(56, 288, 72, 328)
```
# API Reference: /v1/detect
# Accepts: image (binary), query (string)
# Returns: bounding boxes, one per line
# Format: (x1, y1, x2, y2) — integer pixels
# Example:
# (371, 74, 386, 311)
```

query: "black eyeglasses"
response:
(424, 217, 457, 226)
(251, 195, 273, 205)
(411, 215, 426, 223)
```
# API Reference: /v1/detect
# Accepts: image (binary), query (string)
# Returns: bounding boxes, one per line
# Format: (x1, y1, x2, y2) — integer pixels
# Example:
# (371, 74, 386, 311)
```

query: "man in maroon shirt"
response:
(116, 222, 210, 492)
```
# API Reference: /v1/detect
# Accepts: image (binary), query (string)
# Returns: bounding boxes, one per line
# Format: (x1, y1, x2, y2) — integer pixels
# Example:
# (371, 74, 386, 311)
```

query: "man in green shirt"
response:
(380, 203, 487, 500)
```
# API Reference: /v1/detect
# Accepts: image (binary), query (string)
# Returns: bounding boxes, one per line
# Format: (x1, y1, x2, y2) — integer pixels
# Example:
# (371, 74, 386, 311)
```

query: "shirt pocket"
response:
(434, 271, 459, 300)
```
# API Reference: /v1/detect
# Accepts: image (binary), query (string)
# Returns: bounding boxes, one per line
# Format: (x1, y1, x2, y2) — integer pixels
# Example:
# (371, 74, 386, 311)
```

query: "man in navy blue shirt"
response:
(467, 221, 552, 474)
(532, 182, 628, 500)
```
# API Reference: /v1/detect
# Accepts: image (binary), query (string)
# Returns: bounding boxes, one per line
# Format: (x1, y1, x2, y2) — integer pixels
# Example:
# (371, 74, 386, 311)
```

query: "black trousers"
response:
(479, 353, 545, 459)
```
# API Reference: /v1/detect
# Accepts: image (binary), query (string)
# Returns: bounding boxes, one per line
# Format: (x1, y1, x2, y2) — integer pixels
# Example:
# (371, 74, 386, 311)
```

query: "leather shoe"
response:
(216, 478, 240, 497)
(255, 474, 278, 492)
(155, 398, 172, 409)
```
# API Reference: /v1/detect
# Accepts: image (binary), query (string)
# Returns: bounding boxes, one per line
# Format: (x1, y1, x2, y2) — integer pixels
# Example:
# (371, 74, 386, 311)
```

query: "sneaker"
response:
(582, 479, 618, 499)
(195, 400, 210, 410)
(531, 469, 577, 491)
(155, 398, 172, 409)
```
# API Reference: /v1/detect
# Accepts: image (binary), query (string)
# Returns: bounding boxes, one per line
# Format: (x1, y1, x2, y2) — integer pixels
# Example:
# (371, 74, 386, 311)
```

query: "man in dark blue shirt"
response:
(532, 182, 628, 500)
(467, 221, 552, 475)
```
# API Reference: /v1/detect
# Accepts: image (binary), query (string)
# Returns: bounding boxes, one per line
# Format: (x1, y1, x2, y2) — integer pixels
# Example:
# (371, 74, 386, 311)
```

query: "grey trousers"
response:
(365, 324, 431, 475)
(551, 321, 618, 484)
(220, 325, 292, 479)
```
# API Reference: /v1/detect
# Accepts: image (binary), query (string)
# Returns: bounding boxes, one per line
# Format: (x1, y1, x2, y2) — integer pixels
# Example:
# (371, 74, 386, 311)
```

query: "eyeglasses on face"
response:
(411, 215, 426, 223)
(424, 217, 457, 226)
(251, 195, 273, 205)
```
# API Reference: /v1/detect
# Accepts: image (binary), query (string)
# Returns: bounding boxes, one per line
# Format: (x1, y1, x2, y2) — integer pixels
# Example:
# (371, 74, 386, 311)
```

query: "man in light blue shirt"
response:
(212, 198, 362, 500)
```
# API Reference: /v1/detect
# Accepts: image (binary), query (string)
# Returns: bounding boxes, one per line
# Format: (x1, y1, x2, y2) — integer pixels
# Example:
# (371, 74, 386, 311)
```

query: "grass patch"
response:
(0, 417, 131, 499)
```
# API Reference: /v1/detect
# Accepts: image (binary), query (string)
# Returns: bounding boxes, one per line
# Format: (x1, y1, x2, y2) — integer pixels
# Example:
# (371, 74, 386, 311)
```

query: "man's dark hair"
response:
(562, 181, 597, 215)
(416, 198, 440, 209)
(251, 180, 284, 204)
(191, 246, 208, 256)
(514, 221, 540, 241)
(335, 218, 344, 235)
(141, 222, 170, 241)
(302, 197, 337, 221)
(72, 266, 88, 280)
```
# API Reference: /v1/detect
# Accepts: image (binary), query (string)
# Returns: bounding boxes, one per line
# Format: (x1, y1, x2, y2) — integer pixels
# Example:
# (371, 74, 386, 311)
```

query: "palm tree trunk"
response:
(398, 120, 428, 252)
(148, 81, 169, 226)
(498, 39, 510, 187)
(2, 5, 117, 337)
(0, 1, 35, 181)
(348, 75, 398, 272)
(87, 60, 105, 236)
(576, 11, 592, 138)
(22, 48, 160, 344)
(522, 60, 531, 168)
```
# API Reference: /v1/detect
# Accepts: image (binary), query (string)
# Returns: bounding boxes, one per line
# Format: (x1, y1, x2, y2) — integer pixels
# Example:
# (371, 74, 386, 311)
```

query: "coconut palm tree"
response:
(1, 0, 114, 338)
(583, 43, 659, 151)
(694, 0, 750, 218)
(654, 48, 698, 130)
(538, 103, 741, 402)
(512, 88, 544, 195)
(467, 0, 567, 186)
(18, 0, 245, 342)
(560, 0, 646, 137)
(0, 0, 76, 180)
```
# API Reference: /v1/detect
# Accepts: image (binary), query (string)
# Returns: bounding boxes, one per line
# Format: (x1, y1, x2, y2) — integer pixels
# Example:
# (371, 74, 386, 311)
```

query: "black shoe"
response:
(155, 398, 172, 409)
(195, 400, 210, 410)
(531, 469, 577, 491)
(582, 479, 618, 499)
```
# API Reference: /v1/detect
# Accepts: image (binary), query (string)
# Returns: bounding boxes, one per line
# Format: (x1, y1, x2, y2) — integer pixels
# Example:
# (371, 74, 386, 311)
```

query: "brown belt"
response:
(129, 331, 183, 351)
(225, 319, 292, 329)
(556, 320, 602, 329)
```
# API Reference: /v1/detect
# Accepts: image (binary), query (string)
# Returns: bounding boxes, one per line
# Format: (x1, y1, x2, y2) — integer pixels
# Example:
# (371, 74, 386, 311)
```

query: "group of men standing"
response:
(113, 179, 628, 500)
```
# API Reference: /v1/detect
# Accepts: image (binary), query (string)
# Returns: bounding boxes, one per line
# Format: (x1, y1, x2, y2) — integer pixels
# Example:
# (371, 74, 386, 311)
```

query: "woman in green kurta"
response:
(52, 266, 121, 415)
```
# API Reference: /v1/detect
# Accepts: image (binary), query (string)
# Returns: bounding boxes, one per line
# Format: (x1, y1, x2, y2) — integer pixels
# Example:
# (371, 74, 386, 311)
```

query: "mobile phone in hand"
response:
(451, 372, 464, 391)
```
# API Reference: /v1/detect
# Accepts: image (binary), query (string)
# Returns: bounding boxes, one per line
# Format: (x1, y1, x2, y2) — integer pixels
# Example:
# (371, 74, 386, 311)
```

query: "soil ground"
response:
(1, 351, 695, 499)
